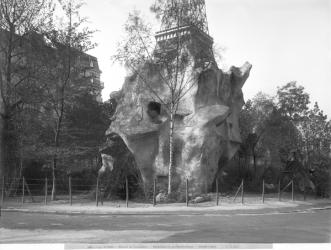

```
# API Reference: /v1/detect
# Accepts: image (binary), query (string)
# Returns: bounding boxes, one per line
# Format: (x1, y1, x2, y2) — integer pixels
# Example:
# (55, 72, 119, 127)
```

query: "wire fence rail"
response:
(0, 176, 309, 210)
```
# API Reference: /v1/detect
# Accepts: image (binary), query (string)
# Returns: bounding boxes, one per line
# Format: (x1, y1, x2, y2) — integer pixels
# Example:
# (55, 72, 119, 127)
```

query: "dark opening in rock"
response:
(147, 101, 161, 119)
(100, 133, 144, 200)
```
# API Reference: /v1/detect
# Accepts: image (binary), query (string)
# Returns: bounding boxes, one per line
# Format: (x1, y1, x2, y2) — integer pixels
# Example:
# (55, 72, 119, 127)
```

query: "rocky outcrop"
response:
(102, 61, 252, 197)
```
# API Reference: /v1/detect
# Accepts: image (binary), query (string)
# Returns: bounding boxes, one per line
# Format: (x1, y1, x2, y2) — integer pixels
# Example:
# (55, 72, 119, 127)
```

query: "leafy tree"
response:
(239, 91, 306, 189)
(277, 81, 310, 123)
(65, 93, 110, 165)
(261, 107, 302, 167)
(275, 83, 331, 196)
(0, 0, 54, 181)
(239, 83, 330, 197)
(300, 102, 331, 196)
(301, 102, 330, 157)
(239, 93, 276, 174)
(37, 0, 96, 200)
(275, 82, 311, 168)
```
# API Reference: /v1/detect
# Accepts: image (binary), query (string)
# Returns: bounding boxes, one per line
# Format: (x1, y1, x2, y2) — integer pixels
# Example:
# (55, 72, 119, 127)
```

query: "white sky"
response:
(80, 0, 331, 117)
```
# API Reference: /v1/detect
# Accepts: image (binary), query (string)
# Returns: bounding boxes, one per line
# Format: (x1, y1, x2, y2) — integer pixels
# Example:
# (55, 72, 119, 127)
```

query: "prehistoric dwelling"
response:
(101, 0, 252, 197)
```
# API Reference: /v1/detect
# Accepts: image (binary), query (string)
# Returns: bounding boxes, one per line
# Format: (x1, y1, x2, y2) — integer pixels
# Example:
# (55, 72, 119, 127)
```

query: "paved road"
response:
(0, 210, 330, 244)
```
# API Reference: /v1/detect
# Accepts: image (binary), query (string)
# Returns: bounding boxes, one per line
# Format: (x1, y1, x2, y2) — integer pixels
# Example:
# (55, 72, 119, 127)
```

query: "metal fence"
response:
(0, 176, 98, 206)
(0, 176, 308, 209)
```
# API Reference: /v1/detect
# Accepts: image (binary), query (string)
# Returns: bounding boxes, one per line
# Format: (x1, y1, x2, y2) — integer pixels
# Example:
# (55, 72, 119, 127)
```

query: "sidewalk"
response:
(2, 197, 331, 216)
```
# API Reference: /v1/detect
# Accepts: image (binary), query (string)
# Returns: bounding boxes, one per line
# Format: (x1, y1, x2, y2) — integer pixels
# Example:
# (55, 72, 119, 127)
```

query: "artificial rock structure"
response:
(101, 0, 252, 197)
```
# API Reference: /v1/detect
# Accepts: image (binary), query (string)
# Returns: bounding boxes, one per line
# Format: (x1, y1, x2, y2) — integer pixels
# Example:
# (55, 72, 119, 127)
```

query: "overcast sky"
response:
(80, 0, 331, 117)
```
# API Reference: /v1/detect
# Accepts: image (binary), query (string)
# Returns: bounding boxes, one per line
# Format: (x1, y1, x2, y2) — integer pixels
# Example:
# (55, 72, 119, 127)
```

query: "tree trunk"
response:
(0, 28, 14, 182)
(0, 114, 5, 182)
(305, 140, 310, 169)
(51, 118, 62, 201)
(51, 157, 57, 200)
(253, 149, 257, 175)
(168, 106, 175, 194)
(238, 156, 242, 177)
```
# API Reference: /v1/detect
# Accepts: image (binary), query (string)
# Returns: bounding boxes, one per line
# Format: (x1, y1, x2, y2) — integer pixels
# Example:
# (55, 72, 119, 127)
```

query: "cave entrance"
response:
(111, 155, 143, 200)
(147, 101, 161, 118)
(101, 155, 144, 200)
(117, 175, 142, 200)
(147, 101, 162, 124)
(100, 133, 144, 200)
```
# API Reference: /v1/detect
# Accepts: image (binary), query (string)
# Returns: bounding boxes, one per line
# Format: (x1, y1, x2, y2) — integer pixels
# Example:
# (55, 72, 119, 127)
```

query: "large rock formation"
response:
(102, 61, 252, 196)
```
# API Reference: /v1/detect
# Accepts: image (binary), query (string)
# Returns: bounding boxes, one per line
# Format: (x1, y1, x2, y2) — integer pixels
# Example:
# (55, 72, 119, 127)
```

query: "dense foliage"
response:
(236, 82, 330, 197)
(0, 0, 111, 198)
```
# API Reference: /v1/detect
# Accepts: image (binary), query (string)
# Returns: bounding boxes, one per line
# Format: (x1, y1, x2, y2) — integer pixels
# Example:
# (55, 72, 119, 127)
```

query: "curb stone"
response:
(1, 205, 330, 216)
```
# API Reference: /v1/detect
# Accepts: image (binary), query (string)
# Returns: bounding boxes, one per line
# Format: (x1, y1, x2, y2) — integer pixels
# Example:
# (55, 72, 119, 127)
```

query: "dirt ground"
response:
(2, 192, 330, 214)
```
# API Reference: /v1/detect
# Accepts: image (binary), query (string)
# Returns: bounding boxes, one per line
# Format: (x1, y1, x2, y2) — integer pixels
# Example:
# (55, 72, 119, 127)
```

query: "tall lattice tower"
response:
(154, 0, 214, 64)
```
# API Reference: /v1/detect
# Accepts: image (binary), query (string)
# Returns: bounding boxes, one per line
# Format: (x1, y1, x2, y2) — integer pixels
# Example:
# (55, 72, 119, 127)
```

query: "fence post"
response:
(291, 180, 294, 201)
(126, 176, 129, 208)
(303, 179, 306, 201)
(153, 178, 156, 207)
(186, 178, 189, 207)
(22, 177, 25, 205)
(216, 178, 219, 206)
(262, 179, 265, 204)
(69, 176, 72, 206)
(44, 177, 48, 205)
(96, 176, 99, 207)
(278, 179, 281, 201)
(100, 187, 103, 206)
(241, 179, 244, 204)
(1, 176, 4, 206)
